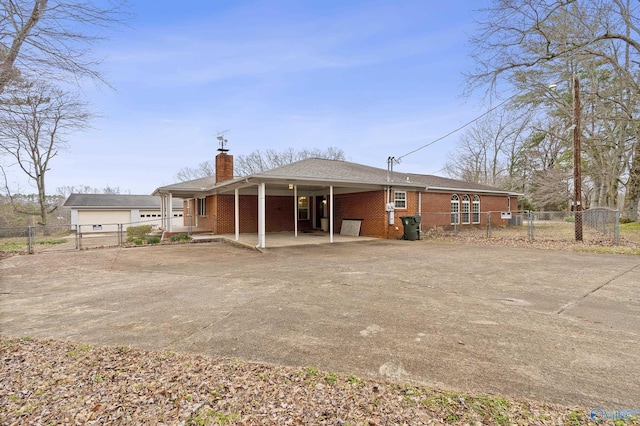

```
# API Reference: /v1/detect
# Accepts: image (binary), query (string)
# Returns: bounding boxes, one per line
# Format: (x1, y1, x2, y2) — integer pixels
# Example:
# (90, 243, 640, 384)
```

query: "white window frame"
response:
(298, 196, 309, 220)
(461, 195, 470, 224)
(197, 198, 206, 216)
(451, 194, 460, 225)
(394, 191, 407, 209)
(472, 195, 480, 224)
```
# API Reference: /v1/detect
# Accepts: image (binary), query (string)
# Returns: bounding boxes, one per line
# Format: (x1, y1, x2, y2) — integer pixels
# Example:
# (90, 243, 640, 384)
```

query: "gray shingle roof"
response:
(63, 194, 182, 209)
(255, 158, 512, 193)
(154, 176, 218, 192)
(153, 158, 516, 196)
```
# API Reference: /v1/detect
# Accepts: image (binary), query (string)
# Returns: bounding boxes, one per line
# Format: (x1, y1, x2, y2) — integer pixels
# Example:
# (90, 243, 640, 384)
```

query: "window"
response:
(450, 194, 460, 225)
(197, 198, 206, 216)
(472, 195, 480, 224)
(298, 196, 309, 220)
(394, 191, 407, 209)
(461, 195, 470, 224)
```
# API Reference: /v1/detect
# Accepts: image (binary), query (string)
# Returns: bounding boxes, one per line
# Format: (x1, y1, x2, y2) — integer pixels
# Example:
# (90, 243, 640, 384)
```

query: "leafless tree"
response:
(56, 185, 124, 197)
(0, 80, 92, 224)
(466, 0, 640, 219)
(0, 0, 127, 93)
(174, 161, 216, 182)
(235, 147, 346, 176)
(176, 147, 347, 181)
(445, 106, 533, 188)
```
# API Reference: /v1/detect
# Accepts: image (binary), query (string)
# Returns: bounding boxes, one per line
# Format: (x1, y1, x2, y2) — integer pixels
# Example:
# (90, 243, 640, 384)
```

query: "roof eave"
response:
(426, 186, 521, 196)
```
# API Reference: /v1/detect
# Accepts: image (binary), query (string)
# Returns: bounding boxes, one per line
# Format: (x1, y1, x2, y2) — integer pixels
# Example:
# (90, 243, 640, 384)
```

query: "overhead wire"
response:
(395, 96, 513, 162)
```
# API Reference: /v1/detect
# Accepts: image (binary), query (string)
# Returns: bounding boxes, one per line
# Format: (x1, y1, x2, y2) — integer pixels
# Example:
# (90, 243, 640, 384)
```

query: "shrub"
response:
(169, 233, 191, 242)
(133, 238, 143, 245)
(146, 236, 161, 244)
(126, 225, 153, 240)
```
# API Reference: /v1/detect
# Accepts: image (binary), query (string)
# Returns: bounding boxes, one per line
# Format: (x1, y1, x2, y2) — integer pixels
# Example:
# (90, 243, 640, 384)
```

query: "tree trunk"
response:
(623, 146, 640, 221)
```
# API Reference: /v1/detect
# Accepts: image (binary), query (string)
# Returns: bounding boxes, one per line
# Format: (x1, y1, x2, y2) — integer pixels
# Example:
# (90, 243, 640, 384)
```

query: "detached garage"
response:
(64, 194, 183, 233)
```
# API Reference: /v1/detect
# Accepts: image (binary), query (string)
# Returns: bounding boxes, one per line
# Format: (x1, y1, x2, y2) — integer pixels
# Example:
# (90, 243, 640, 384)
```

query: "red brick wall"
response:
(215, 153, 234, 183)
(334, 191, 387, 238)
(184, 190, 517, 238)
(420, 192, 516, 229)
(207, 194, 314, 234)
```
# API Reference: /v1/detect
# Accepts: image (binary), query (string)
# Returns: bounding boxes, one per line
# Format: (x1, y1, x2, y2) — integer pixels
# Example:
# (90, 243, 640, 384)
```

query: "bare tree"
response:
(174, 161, 216, 182)
(176, 147, 347, 181)
(466, 0, 640, 219)
(0, 0, 127, 93)
(445, 106, 532, 188)
(56, 185, 124, 197)
(235, 147, 346, 176)
(0, 80, 91, 224)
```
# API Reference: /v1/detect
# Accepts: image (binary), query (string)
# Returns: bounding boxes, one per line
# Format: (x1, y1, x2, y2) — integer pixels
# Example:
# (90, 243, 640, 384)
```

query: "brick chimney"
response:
(215, 152, 234, 183)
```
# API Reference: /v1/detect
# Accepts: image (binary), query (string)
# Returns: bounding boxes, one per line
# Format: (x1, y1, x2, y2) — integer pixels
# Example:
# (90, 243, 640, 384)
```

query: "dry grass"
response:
(2, 337, 631, 426)
(422, 221, 640, 255)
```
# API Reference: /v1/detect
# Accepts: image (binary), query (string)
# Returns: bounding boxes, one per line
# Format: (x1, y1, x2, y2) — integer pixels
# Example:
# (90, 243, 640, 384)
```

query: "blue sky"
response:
(13, 0, 494, 195)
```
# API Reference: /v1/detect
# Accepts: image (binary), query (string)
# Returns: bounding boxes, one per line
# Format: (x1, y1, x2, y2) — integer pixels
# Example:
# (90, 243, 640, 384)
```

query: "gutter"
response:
(425, 186, 523, 197)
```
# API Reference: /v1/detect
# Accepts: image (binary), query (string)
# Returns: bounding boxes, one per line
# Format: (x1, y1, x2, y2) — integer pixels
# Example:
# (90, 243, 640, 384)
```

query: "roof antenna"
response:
(216, 130, 230, 153)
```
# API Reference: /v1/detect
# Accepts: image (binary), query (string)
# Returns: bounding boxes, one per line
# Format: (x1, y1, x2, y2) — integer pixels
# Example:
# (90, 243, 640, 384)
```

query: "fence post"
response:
(527, 211, 534, 241)
(27, 226, 34, 254)
(615, 210, 620, 245)
(118, 224, 123, 245)
(486, 212, 492, 238)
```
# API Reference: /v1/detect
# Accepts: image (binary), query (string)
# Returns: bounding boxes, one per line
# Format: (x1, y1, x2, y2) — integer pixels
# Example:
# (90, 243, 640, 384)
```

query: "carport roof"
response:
(64, 193, 183, 209)
(153, 158, 519, 197)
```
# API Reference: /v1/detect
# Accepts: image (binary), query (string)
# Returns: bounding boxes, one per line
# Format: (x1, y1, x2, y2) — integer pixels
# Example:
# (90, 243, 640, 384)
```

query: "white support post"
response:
(329, 185, 334, 243)
(258, 182, 266, 248)
(160, 195, 166, 229)
(234, 188, 240, 241)
(294, 185, 298, 237)
(167, 193, 173, 232)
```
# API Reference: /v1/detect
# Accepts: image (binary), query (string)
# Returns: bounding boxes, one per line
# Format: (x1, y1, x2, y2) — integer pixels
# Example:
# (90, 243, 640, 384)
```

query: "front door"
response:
(315, 196, 326, 228)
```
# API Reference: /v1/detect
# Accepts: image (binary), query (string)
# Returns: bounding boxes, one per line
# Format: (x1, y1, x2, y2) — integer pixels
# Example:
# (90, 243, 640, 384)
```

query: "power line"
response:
(396, 97, 512, 162)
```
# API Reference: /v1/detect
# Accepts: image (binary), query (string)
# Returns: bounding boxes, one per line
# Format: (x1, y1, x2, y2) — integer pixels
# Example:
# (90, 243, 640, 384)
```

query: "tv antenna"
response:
(216, 130, 230, 153)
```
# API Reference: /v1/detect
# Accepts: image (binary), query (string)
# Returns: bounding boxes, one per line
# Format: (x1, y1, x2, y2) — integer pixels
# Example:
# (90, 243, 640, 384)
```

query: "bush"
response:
(146, 236, 161, 244)
(133, 238, 143, 245)
(169, 233, 191, 242)
(127, 225, 153, 240)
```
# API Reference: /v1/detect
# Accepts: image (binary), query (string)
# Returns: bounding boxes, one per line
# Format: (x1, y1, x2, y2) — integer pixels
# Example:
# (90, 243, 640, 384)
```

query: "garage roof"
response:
(63, 194, 183, 209)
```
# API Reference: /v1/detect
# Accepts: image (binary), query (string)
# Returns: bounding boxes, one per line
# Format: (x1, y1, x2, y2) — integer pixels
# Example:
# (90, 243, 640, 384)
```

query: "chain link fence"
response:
(419, 209, 620, 245)
(0, 218, 169, 255)
(0, 209, 626, 256)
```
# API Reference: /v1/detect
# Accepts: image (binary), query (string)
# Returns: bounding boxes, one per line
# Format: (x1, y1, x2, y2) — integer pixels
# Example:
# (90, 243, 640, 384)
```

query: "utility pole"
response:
(573, 75, 583, 241)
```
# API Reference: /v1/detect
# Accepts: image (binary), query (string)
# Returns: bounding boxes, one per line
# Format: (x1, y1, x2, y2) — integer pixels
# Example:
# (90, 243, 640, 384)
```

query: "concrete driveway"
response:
(1, 240, 639, 409)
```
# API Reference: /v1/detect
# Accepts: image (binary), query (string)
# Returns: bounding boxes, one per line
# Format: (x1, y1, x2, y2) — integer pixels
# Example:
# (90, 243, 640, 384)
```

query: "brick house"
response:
(153, 152, 519, 248)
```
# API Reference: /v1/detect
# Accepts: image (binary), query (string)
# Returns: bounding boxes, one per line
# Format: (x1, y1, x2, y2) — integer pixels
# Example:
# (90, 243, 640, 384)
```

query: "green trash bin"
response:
(400, 215, 421, 241)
